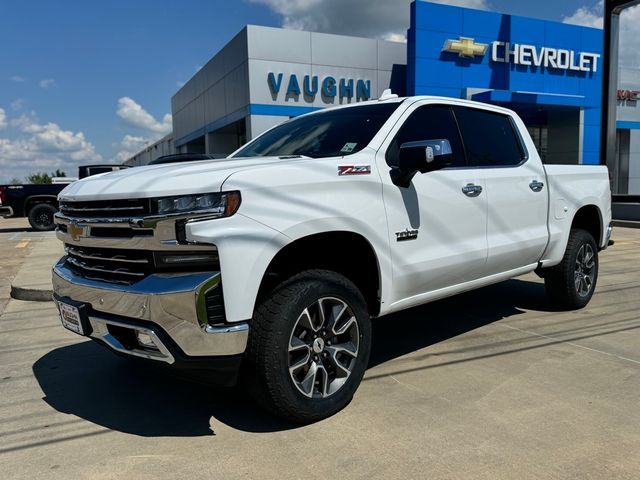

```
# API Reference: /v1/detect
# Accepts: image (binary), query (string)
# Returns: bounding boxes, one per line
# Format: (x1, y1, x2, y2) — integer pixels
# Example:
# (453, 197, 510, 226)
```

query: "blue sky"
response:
(0, 0, 606, 182)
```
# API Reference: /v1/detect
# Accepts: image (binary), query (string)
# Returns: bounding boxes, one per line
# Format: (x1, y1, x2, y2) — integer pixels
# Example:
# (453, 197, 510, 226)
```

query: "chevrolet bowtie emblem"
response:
(68, 223, 85, 241)
(442, 36, 488, 58)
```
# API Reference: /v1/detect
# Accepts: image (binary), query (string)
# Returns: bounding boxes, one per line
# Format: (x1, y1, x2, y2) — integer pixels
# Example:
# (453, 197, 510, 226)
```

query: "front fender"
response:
(185, 214, 290, 322)
(218, 154, 392, 316)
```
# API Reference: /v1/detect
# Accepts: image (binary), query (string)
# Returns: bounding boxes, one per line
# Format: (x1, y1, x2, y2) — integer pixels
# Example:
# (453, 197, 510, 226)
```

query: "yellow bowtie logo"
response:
(443, 37, 488, 58)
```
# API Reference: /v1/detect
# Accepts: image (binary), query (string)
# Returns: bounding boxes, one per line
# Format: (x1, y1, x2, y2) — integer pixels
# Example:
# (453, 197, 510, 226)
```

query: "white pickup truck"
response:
(52, 95, 612, 423)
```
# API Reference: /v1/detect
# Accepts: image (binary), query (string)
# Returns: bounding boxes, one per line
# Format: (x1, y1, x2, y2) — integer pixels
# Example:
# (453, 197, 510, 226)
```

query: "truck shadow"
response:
(368, 277, 559, 368)
(33, 277, 558, 436)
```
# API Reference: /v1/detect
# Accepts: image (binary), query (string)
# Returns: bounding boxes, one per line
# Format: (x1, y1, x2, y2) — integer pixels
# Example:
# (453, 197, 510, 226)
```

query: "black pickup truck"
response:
(0, 164, 129, 230)
(0, 183, 71, 230)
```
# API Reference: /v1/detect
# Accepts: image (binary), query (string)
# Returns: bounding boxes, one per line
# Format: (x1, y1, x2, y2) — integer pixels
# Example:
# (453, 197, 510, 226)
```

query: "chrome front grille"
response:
(64, 244, 152, 284)
(55, 197, 220, 284)
(59, 199, 152, 218)
(55, 198, 227, 329)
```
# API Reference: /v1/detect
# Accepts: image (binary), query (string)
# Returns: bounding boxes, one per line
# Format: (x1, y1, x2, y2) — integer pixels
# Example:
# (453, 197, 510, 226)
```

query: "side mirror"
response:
(391, 139, 453, 188)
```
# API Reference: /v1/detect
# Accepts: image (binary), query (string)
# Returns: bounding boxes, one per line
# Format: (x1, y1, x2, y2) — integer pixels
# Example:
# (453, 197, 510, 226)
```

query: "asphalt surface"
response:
(1, 218, 639, 479)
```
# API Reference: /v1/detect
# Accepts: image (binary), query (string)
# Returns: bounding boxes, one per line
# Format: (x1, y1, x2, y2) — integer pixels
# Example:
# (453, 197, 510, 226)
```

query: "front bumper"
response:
(52, 258, 249, 361)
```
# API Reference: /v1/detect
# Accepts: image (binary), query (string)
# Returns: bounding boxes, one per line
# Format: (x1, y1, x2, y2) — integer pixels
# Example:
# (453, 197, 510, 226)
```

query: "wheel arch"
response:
(255, 231, 382, 317)
(24, 195, 59, 214)
(571, 204, 603, 247)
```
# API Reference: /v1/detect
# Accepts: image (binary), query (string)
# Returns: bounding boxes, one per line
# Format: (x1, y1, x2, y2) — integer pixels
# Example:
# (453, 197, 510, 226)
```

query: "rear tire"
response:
(544, 228, 598, 309)
(244, 270, 371, 424)
(28, 203, 57, 231)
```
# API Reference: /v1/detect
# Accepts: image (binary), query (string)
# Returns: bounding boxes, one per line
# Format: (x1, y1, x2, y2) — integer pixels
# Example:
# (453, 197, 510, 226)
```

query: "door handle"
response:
(462, 183, 483, 197)
(529, 180, 544, 192)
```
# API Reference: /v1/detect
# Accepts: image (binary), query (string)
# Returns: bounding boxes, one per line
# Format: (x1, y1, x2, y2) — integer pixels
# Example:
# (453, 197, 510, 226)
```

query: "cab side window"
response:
(452, 106, 525, 167)
(386, 105, 466, 168)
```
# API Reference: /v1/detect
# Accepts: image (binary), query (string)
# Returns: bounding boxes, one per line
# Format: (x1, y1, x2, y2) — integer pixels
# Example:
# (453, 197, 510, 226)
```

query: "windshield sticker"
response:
(338, 165, 371, 176)
(340, 142, 357, 154)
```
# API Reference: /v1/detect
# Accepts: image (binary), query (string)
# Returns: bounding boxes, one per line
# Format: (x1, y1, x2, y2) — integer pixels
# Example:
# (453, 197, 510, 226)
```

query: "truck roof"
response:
(306, 94, 518, 118)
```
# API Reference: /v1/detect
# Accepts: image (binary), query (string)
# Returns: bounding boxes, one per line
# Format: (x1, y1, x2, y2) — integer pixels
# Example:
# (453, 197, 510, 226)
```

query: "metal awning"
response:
(468, 89, 586, 107)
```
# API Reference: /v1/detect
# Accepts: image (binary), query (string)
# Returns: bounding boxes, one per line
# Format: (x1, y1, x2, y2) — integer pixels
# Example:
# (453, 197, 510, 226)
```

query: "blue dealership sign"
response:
(268, 72, 371, 101)
(407, 1, 603, 165)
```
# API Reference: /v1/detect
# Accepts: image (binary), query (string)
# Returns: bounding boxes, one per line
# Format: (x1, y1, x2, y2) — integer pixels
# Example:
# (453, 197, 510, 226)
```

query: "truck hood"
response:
(59, 157, 300, 201)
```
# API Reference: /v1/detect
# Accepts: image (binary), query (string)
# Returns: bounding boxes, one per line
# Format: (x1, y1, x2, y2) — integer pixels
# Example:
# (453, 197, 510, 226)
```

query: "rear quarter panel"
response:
(541, 165, 611, 266)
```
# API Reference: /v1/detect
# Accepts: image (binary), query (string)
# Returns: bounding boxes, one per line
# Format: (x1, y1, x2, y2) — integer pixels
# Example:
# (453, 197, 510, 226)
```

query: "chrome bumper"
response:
(0, 206, 13, 217)
(604, 223, 613, 250)
(52, 258, 248, 360)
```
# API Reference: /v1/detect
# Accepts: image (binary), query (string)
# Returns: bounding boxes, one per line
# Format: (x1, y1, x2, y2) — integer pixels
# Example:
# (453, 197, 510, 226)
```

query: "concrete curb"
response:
(10, 285, 53, 302)
(9, 235, 63, 303)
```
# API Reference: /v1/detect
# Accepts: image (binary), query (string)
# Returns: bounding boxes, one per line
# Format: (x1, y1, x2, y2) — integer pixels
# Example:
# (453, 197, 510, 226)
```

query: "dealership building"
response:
(125, 1, 640, 194)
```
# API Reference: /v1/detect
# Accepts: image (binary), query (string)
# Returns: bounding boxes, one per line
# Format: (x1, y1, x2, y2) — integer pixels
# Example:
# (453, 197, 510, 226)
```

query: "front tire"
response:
(28, 203, 57, 231)
(544, 228, 599, 309)
(244, 270, 371, 424)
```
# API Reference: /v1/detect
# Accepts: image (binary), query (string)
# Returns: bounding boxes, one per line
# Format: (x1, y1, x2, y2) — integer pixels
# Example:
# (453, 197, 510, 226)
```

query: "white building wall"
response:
(246, 26, 406, 108)
(169, 24, 406, 151)
(247, 115, 287, 139)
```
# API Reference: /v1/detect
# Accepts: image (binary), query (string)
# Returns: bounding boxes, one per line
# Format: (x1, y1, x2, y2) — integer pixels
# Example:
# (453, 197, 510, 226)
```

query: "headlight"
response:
(153, 191, 241, 218)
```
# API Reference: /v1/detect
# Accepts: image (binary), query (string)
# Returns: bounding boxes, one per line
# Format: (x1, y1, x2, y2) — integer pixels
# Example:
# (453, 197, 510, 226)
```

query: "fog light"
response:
(153, 251, 219, 269)
(159, 254, 218, 265)
(136, 331, 158, 350)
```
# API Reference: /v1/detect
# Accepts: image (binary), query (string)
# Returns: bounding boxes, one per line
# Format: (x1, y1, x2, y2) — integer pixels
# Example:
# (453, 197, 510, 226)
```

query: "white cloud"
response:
(114, 98, 172, 162)
(0, 109, 6, 130)
(0, 112, 102, 182)
(116, 97, 172, 135)
(10, 75, 25, 83)
(120, 134, 150, 151)
(114, 134, 154, 162)
(249, 0, 488, 41)
(10, 111, 38, 131)
(563, 1, 640, 70)
(562, 1, 603, 28)
(39, 78, 56, 89)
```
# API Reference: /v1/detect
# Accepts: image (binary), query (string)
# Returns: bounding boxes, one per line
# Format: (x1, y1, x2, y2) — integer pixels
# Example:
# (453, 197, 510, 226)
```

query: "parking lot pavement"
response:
(0, 218, 62, 303)
(0, 218, 40, 315)
(0, 228, 639, 480)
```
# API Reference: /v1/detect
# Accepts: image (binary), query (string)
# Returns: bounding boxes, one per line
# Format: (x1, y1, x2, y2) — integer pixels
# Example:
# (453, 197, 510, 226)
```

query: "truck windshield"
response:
(232, 103, 400, 159)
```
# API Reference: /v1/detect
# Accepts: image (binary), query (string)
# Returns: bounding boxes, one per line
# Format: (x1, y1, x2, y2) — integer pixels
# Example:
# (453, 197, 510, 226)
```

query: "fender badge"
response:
(338, 165, 371, 176)
(396, 228, 419, 242)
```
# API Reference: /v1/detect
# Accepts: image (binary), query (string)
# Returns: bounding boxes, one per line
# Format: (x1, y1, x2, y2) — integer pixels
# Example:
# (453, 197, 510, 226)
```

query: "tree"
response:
(26, 172, 53, 184)
(9, 178, 21, 185)
(25, 169, 67, 184)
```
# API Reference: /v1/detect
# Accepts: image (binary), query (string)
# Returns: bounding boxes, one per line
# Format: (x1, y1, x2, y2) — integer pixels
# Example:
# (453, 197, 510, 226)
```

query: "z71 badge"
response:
(338, 165, 371, 176)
